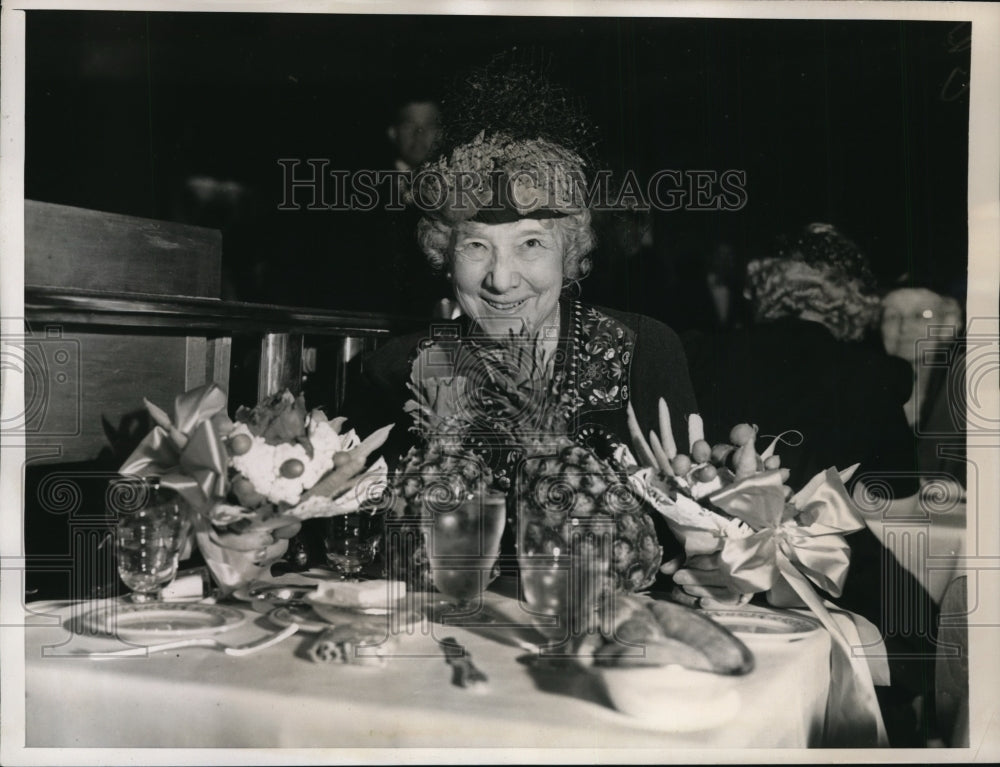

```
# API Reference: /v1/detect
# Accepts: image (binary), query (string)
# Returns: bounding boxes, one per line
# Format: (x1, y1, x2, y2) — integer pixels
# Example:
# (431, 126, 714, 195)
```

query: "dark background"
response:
(25, 11, 970, 319)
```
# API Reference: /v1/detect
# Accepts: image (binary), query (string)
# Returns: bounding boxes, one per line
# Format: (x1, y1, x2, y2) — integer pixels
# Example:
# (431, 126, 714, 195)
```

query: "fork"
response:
(78, 623, 299, 659)
(439, 637, 489, 688)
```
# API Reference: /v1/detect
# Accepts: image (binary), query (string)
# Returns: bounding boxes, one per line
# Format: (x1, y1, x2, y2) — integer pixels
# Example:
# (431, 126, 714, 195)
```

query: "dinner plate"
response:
(81, 602, 247, 639)
(702, 606, 822, 639)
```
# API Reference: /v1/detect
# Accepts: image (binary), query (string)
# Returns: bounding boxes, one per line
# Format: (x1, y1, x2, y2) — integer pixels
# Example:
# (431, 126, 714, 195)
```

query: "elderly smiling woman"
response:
(365, 131, 695, 425)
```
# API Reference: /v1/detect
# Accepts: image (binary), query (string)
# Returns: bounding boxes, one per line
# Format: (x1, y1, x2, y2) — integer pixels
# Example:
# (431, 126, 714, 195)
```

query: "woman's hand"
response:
(193, 515, 304, 594)
(660, 554, 751, 609)
(208, 520, 302, 566)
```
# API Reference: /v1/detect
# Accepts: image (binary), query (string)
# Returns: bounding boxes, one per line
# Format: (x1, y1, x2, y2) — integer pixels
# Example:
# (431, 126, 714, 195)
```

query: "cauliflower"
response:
(229, 417, 360, 506)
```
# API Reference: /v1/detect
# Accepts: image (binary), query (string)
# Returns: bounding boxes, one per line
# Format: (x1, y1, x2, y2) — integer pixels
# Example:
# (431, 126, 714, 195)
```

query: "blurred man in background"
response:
(373, 94, 455, 317)
(387, 97, 441, 172)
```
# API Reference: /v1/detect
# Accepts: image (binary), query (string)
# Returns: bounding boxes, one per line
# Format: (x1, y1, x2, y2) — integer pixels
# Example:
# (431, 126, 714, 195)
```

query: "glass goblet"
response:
(518, 513, 615, 652)
(112, 477, 187, 603)
(324, 508, 386, 580)
(422, 491, 507, 622)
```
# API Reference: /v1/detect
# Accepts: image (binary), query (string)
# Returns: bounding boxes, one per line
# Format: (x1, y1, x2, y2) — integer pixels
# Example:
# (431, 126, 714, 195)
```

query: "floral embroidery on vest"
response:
(567, 302, 635, 413)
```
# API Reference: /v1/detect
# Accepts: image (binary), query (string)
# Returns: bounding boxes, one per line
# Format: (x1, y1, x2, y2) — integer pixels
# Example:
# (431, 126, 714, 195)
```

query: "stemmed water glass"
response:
(422, 489, 507, 623)
(111, 476, 188, 603)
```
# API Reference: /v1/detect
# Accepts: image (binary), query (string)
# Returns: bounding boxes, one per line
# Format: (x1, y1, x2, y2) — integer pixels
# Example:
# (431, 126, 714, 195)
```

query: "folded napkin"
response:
(160, 570, 210, 602)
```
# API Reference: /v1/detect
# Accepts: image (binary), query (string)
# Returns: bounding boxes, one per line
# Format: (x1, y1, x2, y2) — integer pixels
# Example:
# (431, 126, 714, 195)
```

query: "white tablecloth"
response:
(21, 590, 834, 750)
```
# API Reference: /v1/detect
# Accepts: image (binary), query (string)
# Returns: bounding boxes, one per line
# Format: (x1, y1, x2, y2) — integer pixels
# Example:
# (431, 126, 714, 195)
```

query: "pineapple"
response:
(515, 442, 662, 594)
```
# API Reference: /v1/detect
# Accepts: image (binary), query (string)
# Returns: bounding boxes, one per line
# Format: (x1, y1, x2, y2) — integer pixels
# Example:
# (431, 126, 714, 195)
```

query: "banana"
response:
(593, 635, 718, 671)
(584, 595, 754, 676)
(647, 598, 754, 675)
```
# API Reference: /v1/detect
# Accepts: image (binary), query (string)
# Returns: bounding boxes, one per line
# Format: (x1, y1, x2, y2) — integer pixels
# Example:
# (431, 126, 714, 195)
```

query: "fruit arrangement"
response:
(623, 398, 886, 741)
(627, 397, 790, 508)
(216, 390, 393, 528)
(627, 397, 865, 604)
(141, 389, 393, 549)
(123, 384, 394, 592)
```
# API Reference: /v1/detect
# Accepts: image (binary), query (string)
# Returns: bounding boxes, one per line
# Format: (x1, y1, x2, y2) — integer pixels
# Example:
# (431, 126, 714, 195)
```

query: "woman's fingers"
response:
(672, 583, 735, 601)
(671, 583, 745, 607)
(670, 559, 747, 604)
(272, 521, 302, 540)
(664, 556, 752, 607)
(669, 586, 701, 608)
(659, 555, 684, 576)
(672, 565, 731, 589)
(683, 553, 725, 571)
(699, 592, 746, 608)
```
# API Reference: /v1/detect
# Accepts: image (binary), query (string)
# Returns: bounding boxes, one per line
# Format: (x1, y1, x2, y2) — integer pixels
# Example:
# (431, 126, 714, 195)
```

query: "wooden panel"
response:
(25, 328, 191, 465)
(25, 200, 221, 298)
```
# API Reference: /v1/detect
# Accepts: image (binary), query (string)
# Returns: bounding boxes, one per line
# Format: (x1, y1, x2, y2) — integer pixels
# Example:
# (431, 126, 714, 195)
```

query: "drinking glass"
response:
(324, 508, 386, 580)
(422, 491, 507, 621)
(518, 511, 615, 651)
(112, 477, 188, 603)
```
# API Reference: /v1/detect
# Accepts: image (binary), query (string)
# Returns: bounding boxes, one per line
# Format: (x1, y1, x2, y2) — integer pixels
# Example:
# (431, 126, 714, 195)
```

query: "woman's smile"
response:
(481, 296, 530, 312)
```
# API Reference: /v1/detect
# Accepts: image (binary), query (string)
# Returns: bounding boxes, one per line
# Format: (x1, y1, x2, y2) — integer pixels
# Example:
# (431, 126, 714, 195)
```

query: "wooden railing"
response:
(24, 285, 422, 337)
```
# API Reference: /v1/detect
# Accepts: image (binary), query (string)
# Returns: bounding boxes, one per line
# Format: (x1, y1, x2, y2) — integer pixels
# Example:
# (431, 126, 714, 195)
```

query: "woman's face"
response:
(450, 218, 565, 335)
